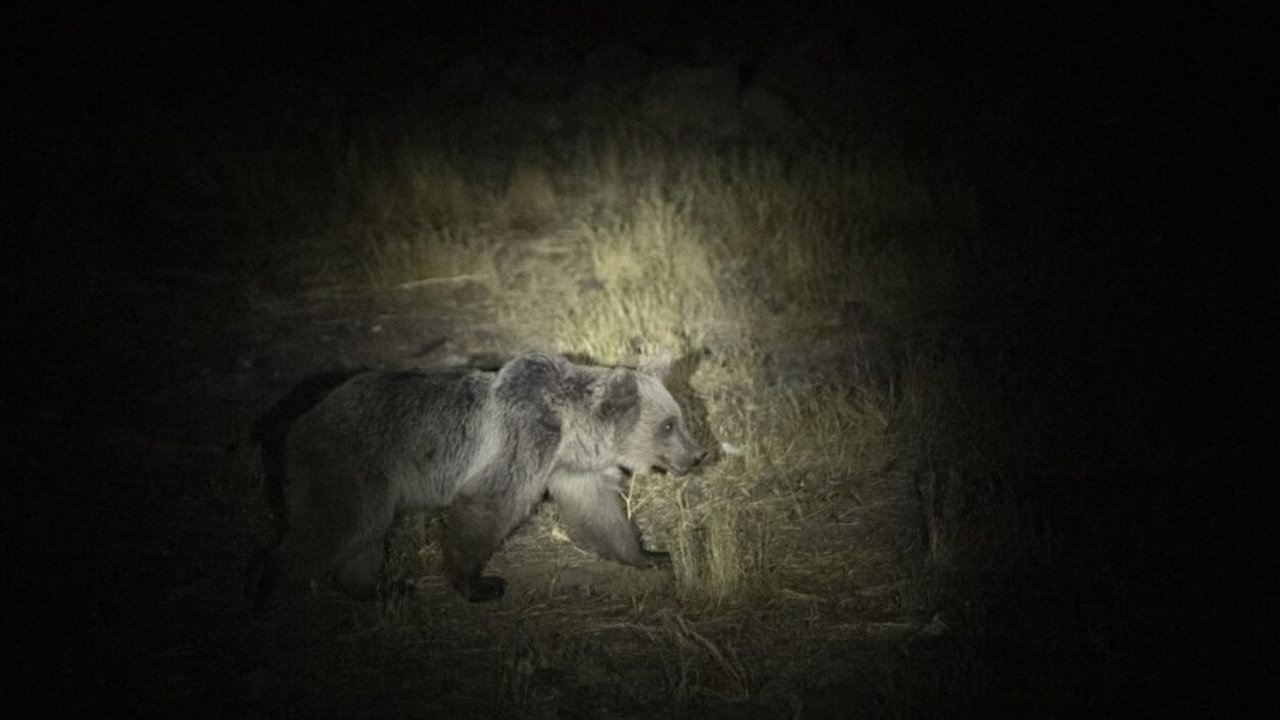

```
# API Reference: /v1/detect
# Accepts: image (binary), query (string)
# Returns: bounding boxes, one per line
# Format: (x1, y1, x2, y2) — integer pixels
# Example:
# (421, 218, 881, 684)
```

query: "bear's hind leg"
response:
(443, 495, 513, 602)
(335, 541, 386, 599)
(262, 515, 340, 601)
(331, 483, 398, 599)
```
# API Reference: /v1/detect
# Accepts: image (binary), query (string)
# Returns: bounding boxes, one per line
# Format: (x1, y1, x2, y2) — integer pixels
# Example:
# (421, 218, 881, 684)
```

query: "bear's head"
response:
(597, 353, 706, 477)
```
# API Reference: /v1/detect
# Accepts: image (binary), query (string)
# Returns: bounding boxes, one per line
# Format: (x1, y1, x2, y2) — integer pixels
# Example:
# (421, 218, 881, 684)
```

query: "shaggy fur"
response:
(258, 353, 704, 603)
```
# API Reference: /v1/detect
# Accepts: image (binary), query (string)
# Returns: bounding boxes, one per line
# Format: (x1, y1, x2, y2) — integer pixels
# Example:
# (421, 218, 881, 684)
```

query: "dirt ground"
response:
(15, 253, 971, 719)
(14, 217, 1248, 718)
(11, 4, 1256, 718)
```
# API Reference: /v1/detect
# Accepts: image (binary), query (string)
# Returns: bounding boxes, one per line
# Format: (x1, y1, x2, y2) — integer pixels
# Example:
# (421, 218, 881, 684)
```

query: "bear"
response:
(257, 352, 706, 604)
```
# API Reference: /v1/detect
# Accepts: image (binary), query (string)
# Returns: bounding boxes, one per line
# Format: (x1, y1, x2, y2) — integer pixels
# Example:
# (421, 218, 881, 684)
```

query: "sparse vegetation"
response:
(199, 100, 1028, 713)
(29, 4, 1217, 717)
(189, 96, 1028, 711)
(39, 20, 1064, 718)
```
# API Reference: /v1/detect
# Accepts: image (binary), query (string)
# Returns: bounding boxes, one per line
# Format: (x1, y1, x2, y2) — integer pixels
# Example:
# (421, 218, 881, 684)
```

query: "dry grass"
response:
(499, 155, 560, 230)
(360, 224, 498, 292)
(209, 103, 1028, 711)
(637, 610, 755, 701)
(281, 118, 1014, 613)
(498, 134, 989, 608)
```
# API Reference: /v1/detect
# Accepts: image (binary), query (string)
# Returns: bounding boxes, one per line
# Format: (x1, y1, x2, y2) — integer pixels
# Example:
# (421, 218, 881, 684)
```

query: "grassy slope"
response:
(20, 8, 1197, 716)
(171, 90, 1047, 715)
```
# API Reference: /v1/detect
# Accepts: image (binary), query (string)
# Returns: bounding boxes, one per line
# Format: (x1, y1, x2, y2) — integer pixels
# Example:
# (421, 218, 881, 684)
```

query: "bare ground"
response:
(16, 223, 1017, 719)
(11, 5, 1257, 716)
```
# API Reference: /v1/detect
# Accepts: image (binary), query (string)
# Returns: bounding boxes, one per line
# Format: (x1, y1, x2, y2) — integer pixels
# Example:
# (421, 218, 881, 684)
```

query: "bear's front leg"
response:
(549, 471, 668, 568)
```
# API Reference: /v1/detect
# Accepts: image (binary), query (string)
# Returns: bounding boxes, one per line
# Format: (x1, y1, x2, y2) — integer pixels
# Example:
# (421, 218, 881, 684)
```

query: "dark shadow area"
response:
(667, 348, 716, 465)
(251, 370, 367, 530)
(10, 1, 1260, 717)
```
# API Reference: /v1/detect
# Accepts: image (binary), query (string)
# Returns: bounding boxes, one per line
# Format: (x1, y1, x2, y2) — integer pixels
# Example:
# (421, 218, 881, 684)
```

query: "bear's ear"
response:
(637, 350, 672, 381)
(596, 369, 639, 420)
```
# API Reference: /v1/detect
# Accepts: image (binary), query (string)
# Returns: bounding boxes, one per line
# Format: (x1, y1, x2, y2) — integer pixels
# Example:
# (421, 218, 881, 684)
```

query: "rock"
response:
(641, 63, 746, 142)
(755, 30, 861, 133)
(583, 44, 651, 80)
(574, 44, 652, 101)
(435, 56, 487, 105)
(741, 84, 811, 140)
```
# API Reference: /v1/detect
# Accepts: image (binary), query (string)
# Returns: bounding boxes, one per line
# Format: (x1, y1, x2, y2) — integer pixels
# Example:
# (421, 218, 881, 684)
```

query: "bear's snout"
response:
(664, 445, 707, 476)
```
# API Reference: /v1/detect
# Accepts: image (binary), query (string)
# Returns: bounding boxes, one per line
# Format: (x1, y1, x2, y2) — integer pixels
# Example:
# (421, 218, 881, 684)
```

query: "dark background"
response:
(6, 0, 1264, 716)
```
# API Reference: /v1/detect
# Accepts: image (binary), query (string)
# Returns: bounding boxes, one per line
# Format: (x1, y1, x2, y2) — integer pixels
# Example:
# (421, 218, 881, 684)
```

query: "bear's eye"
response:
(660, 419, 675, 435)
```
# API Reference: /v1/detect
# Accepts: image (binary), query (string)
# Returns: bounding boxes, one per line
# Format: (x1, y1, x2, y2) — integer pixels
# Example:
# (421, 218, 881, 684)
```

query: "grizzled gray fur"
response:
(259, 353, 705, 603)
